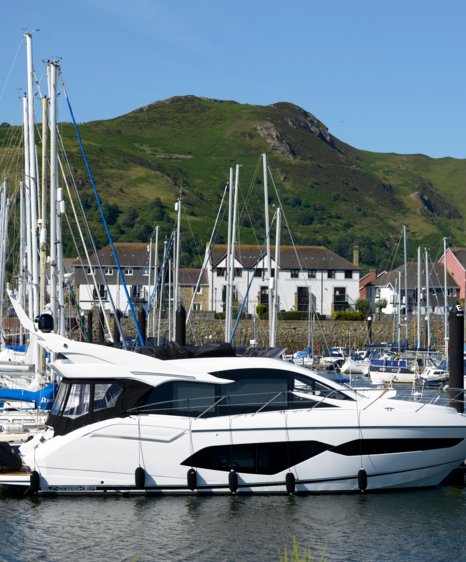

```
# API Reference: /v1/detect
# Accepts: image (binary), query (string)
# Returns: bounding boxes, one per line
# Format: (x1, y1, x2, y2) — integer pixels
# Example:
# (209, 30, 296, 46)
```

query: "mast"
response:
(49, 61, 58, 328)
(443, 237, 449, 360)
(417, 246, 421, 349)
(262, 154, 273, 342)
(403, 224, 408, 345)
(397, 271, 401, 352)
(270, 207, 281, 347)
(39, 95, 48, 374)
(425, 248, 431, 350)
(153, 226, 159, 338)
(25, 32, 39, 324)
(172, 198, 181, 338)
(57, 187, 66, 335)
(0, 180, 9, 333)
(225, 166, 234, 341)
(22, 96, 33, 320)
(227, 165, 239, 343)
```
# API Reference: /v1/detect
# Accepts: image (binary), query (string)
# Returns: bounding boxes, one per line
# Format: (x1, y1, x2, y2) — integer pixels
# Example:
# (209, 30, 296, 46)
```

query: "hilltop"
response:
(1, 95, 466, 271)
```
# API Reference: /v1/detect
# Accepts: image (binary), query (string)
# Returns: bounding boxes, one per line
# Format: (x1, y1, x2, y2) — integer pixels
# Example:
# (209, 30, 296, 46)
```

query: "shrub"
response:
(331, 311, 364, 321)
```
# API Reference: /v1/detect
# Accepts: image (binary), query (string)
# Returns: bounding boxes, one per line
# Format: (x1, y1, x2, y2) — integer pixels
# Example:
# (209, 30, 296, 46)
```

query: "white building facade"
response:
(207, 244, 360, 317)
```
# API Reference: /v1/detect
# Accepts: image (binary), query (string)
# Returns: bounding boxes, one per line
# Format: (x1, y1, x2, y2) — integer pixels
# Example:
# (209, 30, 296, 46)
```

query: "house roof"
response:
(449, 248, 466, 270)
(73, 243, 156, 267)
(372, 262, 458, 290)
(210, 244, 359, 271)
(179, 269, 208, 286)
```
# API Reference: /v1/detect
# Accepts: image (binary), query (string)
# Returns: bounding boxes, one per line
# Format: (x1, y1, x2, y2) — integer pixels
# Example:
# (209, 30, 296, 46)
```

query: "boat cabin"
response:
(47, 366, 354, 436)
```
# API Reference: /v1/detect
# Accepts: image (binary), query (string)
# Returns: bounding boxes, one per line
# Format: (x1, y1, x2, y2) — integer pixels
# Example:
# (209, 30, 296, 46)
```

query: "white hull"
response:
(2, 295, 465, 496)
(340, 359, 370, 376)
(7, 400, 466, 495)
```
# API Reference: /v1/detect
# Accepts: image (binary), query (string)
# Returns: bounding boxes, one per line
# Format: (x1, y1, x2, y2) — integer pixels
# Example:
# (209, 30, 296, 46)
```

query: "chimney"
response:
(353, 245, 360, 268)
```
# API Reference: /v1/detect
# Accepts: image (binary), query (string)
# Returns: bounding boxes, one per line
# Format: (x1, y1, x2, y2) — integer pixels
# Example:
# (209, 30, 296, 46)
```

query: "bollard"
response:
(448, 304, 464, 413)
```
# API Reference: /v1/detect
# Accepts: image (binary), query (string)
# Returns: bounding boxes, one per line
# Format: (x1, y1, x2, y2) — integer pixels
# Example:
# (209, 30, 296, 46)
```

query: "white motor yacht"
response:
(0, 323, 465, 495)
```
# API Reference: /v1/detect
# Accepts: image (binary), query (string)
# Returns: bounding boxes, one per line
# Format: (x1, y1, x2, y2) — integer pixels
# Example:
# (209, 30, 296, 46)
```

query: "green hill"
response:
(2, 95, 466, 271)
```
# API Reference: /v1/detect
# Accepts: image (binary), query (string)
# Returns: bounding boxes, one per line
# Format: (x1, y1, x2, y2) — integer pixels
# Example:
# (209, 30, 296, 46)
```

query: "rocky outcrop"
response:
(270, 102, 336, 148)
(255, 122, 296, 159)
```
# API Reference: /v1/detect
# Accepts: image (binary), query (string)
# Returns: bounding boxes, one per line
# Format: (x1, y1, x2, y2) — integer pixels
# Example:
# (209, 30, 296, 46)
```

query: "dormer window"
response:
(125, 268, 133, 276)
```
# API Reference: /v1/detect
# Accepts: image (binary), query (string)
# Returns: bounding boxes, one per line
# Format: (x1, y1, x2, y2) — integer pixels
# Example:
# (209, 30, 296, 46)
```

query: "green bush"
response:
(331, 310, 364, 321)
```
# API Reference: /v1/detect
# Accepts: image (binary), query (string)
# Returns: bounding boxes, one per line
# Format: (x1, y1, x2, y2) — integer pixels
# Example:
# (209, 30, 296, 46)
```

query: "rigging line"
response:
(59, 74, 144, 347)
(230, 213, 276, 343)
(0, 39, 23, 108)
(56, 130, 121, 343)
(186, 183, 229, 324)
(63, 214, 89, 340)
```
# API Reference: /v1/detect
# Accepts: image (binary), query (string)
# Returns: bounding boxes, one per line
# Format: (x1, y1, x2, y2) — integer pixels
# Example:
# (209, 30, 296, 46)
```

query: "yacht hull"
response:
(5, 406, 466, 495)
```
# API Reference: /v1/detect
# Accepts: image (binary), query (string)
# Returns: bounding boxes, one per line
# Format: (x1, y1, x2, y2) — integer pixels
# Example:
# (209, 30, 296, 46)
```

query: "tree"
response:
(355, 298, 371, 317)
(375, 298, 388, 318)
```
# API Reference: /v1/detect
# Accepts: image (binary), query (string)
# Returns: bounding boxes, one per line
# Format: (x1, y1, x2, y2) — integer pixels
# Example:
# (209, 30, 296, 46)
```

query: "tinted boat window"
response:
(94, 383, 123, 412)
(142, 381, 217, 416)
(62, 384, 91, 419)
(50, 381, 69, 416)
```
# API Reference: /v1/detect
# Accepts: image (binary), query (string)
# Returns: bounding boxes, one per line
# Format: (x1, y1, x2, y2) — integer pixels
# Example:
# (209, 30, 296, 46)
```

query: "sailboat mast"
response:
(443, 237, 448, 360)
(417, 246, 421, 349)
(22, 96, 33, 320)
(270, 207, 281, 347)
(425, 248, 431, 350)
(39, 95, 48, 375)
(49, 61, 58, 328)
(262, 153, 273, 341)
(25, 32, 39, 322)
(403, 224, 408, 345)
(173, 197, 181, 338)
(225, 166, 234, 341)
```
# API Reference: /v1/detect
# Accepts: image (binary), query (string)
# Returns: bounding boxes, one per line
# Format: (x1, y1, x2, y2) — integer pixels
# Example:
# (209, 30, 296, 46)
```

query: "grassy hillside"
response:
(1, 96, 466, 271)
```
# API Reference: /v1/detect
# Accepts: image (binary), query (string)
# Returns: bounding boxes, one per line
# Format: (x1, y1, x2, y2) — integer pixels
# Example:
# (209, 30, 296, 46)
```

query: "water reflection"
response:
(0, 487, 465, 561)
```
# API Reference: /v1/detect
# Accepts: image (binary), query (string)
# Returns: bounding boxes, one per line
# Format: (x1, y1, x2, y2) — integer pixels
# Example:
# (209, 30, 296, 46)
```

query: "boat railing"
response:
(129, 387, 347, 418)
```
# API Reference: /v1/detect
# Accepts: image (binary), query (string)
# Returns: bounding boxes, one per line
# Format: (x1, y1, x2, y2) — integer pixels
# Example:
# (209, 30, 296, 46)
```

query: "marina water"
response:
(1, 485, 465, 561)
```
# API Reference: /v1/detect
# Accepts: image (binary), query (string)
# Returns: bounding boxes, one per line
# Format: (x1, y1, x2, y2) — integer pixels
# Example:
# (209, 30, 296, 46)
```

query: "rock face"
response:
(255, 122, 296, 159)
(271, 102, 336, 148)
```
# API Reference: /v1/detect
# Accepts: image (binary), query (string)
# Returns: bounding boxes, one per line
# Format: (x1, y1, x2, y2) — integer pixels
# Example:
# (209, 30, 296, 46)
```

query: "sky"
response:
(2, 0, 466, 158)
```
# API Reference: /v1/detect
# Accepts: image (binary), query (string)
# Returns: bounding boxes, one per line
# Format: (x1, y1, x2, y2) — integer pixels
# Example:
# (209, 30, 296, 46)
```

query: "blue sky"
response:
(2, 0, 466, 158)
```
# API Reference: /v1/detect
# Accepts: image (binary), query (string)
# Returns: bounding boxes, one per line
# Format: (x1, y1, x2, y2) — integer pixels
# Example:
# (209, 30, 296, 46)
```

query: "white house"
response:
(207, 244, 360, 317)
(367, 262, 459, 316)
(72, 243, 208, 314)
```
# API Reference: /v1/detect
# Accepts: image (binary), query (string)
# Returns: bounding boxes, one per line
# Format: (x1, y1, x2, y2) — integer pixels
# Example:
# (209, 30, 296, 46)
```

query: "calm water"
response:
(1, 485, 466, 562)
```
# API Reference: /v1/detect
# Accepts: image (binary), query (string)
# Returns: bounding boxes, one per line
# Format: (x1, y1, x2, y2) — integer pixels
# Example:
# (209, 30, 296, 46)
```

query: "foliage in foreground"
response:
(278, 537, 327, 562)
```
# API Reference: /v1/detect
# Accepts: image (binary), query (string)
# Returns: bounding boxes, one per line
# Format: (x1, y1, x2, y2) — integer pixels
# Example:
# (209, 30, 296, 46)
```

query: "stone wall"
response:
(112, 314, 453, 354)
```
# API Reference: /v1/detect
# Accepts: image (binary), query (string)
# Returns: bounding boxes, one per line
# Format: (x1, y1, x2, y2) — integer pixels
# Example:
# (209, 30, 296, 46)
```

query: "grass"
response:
(2, 95, 466, 271)
(278, 537, 328, 562)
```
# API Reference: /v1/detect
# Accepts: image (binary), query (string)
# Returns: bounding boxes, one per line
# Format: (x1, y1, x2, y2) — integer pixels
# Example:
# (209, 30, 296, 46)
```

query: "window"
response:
(143, 267, 150, 276)
(308, 269, 316, 278)
(254, 269, 263, 278)
(50, 383, 68, 416)
(234, 268, 243, 278)
(86, 267, 93, 275)
(297, 287, 309, 312)
(62, 384, 91, 419)
(125, 268, 133, 276)
(327, 270, 335, 279)
(345, 270, 353, 279)
(143, 381, 217, 416)
(193, 303, 201, 311)
(290, 269, 299, 278)
(192, 285, 202, 294)
(105, 268, 113, 276)
(93, 383, 123, 412)
(132, 285, 142, 299)
(216, 268, 226, 277)
(93, 285, 107, 300)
